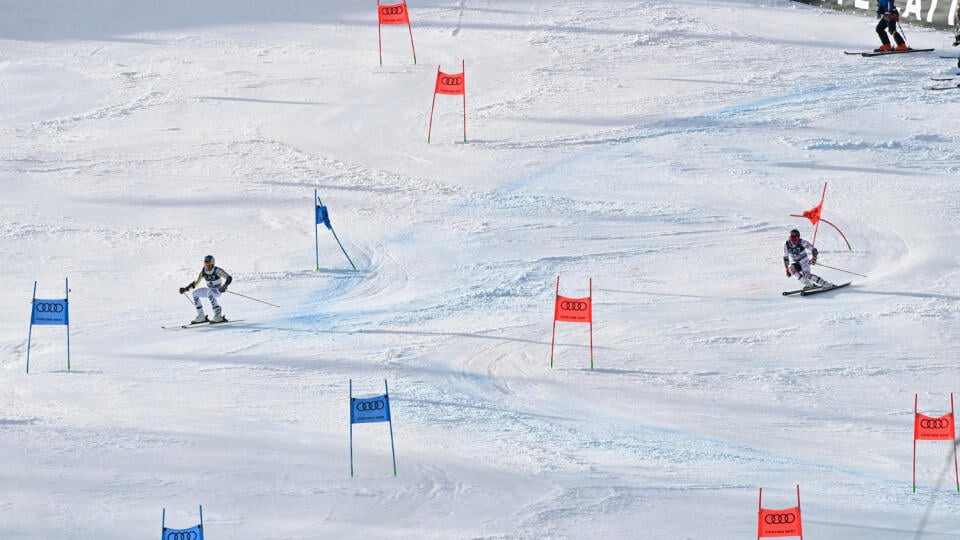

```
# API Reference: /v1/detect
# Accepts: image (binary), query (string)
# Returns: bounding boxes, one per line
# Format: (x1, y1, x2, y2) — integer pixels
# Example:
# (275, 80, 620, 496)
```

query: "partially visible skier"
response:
(953, 4, 960, 68)
(783, 229, 832, 289)
(955, 5, 960, 45)
(179, 255, 232, 323)
(875, 0, 908, 52)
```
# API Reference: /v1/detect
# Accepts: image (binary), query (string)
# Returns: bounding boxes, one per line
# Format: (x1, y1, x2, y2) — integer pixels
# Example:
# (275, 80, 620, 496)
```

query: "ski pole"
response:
(812, 261, 867, 278)
(181, 292, 195, 305)
(226, 290, 280, 308)
(897, 18, 907, 42)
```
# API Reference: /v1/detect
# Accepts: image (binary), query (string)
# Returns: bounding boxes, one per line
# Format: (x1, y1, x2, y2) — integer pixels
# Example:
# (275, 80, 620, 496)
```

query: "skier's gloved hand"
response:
(785, 268, 792, 278)
(179, 287, 187, 294)
(810, 257, 817, 265)
(219, 285, 228, 293)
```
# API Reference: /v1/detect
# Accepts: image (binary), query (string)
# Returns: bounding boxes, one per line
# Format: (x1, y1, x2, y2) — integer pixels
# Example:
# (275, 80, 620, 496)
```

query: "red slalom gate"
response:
(758, 485, 803, 539)
(913, 393, 959, 493)
(789, 182, 852, 250)
(427, 60, 466, 143)
(549, 276, 593, 369)
(377, 0, 417, 65)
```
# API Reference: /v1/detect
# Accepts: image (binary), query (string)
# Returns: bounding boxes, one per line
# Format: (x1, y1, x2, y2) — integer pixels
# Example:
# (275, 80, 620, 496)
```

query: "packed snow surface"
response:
(2, 0, 960, 538)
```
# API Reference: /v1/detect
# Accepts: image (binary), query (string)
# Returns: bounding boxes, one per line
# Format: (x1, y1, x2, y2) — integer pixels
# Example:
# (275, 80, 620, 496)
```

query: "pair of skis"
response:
(162, 318, 243, 330)
(782, 282, 852, 297)
(928, 75, 960, 91)
(843, 48, 934, 57)
(845, 48, 960, 90)
(931, 48, 960, 89)
(845, 49, 955, 89)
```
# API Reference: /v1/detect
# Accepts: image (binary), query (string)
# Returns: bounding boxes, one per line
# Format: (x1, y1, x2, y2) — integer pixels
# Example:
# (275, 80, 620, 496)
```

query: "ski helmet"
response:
(789, 229, 800, 238)
(203, 255, 215, 273)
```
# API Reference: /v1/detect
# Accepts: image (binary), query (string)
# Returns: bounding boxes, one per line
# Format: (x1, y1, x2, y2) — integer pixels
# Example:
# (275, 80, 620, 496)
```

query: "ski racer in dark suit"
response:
(875, 0, 907, 52)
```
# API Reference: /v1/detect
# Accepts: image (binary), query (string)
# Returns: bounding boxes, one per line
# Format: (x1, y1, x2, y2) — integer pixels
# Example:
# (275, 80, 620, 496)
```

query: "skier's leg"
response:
(791, 263, 812, 286)
(800, 262, 831, 287)
(889, 20, 906, 47)
(191, 289, 203, 309)
(797, 263, 816, 287)
(208, 289, 224, 322)
(876, 20, 891, 47)
(190, 289, 207, 322)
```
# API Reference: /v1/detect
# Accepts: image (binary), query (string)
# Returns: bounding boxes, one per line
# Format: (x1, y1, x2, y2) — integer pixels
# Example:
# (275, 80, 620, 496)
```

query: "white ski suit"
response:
(182, 266, 232, 320)
(783, 238, 829, 287)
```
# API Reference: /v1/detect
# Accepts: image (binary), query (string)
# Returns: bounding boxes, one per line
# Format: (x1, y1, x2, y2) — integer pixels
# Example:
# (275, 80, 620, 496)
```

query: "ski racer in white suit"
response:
(783, 229, 831, 288)
(179, 255, 232, 323)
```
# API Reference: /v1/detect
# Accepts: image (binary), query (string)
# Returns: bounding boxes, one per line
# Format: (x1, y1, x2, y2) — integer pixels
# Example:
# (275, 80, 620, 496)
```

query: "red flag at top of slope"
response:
(376, 0, 417, 66)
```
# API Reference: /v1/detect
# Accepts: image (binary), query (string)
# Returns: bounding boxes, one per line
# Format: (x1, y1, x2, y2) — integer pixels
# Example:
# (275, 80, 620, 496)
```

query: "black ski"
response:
(845, 48, 934, 57)
(162, 319, 243, 330)
(930, 77, 957, 81)
(783, 286, 820, 296)
(799, 282, 851, 296)
(927, 84, 960, 91)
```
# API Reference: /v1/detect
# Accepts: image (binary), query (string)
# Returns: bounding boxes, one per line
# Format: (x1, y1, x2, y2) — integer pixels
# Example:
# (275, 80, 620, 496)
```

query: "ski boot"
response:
(191, 310, 208, 324)
(210, 306, 226, 323)
(812, 276, 833, 288)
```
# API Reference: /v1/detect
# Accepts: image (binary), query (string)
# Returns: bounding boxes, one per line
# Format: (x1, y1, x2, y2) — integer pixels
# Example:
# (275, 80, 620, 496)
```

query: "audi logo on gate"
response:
(440, 76, 462, 86)
(560, 301, 588, 311)
(763, 513, 796, 525)
(381, 6, 405, 15)
(356, 400, 385, 411)
(921, 418, 950, 429)
(166, 533, 198, 540)
(35, 302, 64, 313)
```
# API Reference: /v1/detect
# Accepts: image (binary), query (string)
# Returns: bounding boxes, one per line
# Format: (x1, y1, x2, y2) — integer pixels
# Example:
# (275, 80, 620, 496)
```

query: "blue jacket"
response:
(877, 0, 896, 14)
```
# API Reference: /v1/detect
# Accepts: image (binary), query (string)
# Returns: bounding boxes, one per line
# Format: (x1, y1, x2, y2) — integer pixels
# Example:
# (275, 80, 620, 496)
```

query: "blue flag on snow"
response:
(30, 298, 68, 326)
(162, 525, 203, 540)
(313, 189, 356, 270)
(161, 506, 204, 540)
(349, 379, 398, 477)
(26, 279, 72, 374)
(315, 203, 331, 230)
(351, 394, 391, 424)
